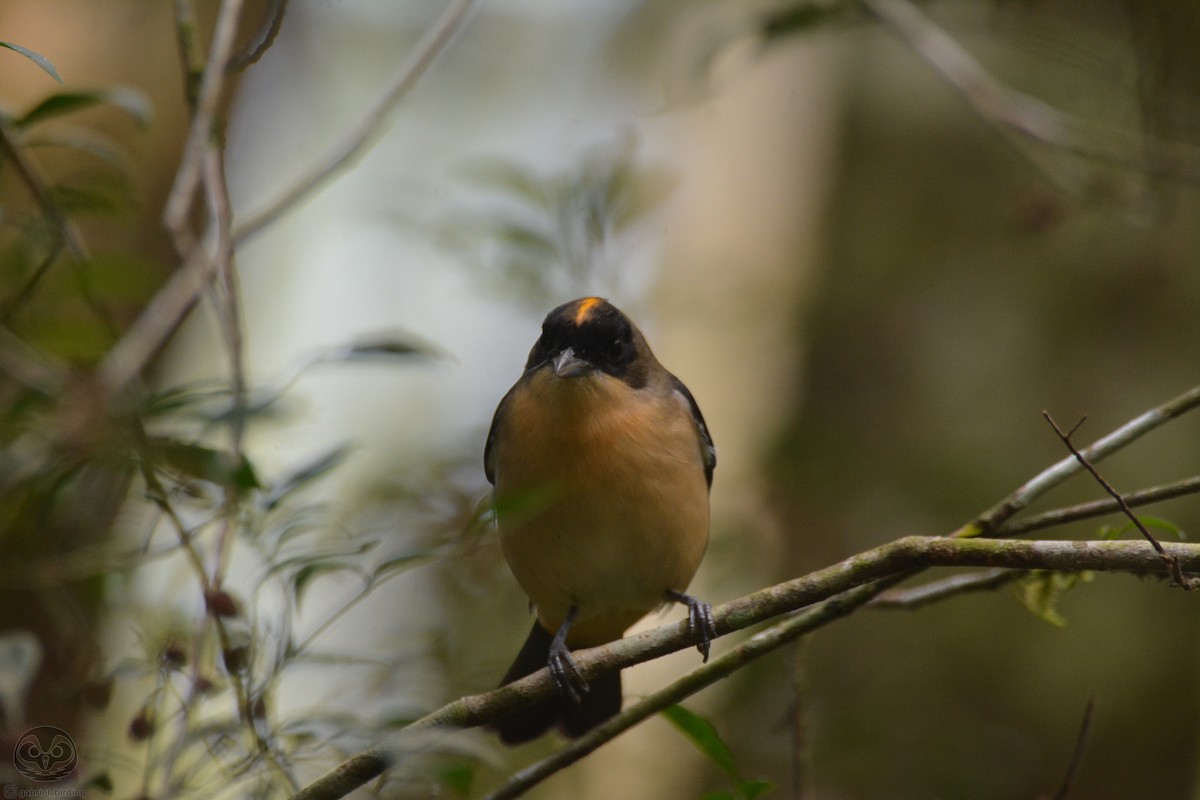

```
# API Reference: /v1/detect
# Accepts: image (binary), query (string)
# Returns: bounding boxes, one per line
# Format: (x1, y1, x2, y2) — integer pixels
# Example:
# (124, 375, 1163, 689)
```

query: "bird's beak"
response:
(552, 348, 591, 378)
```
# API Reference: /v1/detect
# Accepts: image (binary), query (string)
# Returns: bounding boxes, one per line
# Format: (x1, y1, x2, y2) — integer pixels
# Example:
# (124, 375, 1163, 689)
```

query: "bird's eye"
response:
(608, 339, 627, 363)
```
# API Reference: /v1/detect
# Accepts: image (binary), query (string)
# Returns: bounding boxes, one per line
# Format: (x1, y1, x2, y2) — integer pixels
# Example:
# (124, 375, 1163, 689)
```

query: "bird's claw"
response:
(548, 638, 588, 704)
(668, 590, 718, 663)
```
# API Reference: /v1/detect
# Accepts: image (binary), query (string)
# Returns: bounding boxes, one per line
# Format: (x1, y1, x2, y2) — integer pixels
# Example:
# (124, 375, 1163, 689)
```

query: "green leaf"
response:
(1096, 516, 1186, 542)
(83, 771, 114, 793)
(16, 87, 152, 129)
(149, 438, 261, 492)
(25, 127, 134, 172)
(738, 778, 776, 799)
(1137, 515, 1186, 541)
(48, 174, 135, 216)
(662, 704, 738, 778)
(438, 763, 475, 797)
(459, 158, 552, 210)
(1017, 571, 1092, 627)
(761, 3, 852, 41)
(338, 334, 438, 362)
(292, 562, 361, 611)
(264, 445, 352, 510)
(0, 41, 62, 83)
(371, 553, 433, 584)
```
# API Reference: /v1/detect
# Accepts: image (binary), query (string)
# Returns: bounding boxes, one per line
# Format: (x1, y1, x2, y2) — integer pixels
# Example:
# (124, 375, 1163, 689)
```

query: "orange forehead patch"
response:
(573, 297, 603, 325)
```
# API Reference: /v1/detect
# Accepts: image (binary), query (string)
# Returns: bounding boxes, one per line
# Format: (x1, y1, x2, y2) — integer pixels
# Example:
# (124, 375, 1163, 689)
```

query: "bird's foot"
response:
(548, 636, 588, 704)
(667, 590, 718, 662)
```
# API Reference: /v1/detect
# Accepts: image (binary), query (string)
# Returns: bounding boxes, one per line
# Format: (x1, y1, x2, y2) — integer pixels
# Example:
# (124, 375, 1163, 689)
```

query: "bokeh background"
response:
(2, 1, 1200, 798)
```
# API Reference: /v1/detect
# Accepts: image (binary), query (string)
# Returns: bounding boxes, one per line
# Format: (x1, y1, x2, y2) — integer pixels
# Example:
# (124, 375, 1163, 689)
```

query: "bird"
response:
(484, 296, 716, 744)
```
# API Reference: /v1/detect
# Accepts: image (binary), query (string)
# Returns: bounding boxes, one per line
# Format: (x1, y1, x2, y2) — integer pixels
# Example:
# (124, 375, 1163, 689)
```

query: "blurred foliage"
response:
(0, 12, 476, 798)
(4, 1, 1200, 799)
(0, 40, 63, 83)
(662, 704, 775, 800)
(750, 2, 1200, 799)
(441, 134, 677, 309)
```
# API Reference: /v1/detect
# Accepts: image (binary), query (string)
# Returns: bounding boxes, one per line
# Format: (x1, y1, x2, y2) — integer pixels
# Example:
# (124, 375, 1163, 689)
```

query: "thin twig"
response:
(0, 322, 69, 395)
(285, 536, 1200, 800)
(97, 0, 477, 396)
(173, 0, 206, 109)
(871, 568, 1022, 609)
(995, 475, 1200, 536)
(0, 115, 117, 336)
(96, 0, 246, 396)
(96, 246, 215, 394)
(858, 0, 1200, 185)
(878, 471, 1200, 607)
(478, 581, 896, 800)
(2, 241, 62, 323)
(284, 386, 1200, 800)
(1051, 696, 1095, 800)
(790, 638, 814, 800)
(1043, 411, 1199, 589)
(163, 0, 246, 237)
(232, 0, 482, 243)
(202, 140, 247, 586)
(967, 383, 1200, 534)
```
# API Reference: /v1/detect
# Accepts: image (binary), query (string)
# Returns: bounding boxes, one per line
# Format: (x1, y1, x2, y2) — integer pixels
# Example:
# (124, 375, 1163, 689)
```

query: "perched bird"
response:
(485, 296, 716, 744)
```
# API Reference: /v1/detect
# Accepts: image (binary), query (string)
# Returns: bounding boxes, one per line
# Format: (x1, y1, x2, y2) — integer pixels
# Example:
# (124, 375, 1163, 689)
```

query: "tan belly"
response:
(494, 373, 710, 646)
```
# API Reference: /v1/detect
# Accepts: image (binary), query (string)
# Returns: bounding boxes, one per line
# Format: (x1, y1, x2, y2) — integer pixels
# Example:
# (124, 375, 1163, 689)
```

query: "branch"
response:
(286, 536, 1200, 800)
(0, 112, 117, 335)
(1050, 696, 1095, 800)
(858, 0, 1200, 186)
(967, 383, 1200, 534)
(232, 0, 481, 243)
(163, 0, 246, 237)
(1043, 411, 1198, 588)
(479, 580, 894, 800)
(95, 0, 249, 397)
(878, 471, 1200, 607)
(995, 475, 1200, 536)
(871, 568, 1021, 609)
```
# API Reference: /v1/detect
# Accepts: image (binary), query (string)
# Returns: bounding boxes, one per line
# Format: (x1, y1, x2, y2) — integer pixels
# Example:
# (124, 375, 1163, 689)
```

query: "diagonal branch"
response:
(285, 535, 1200, 800)
(232, 0, 482, 243)
(966, 383, 1200, 534)
(286, 383, 1200, 800)
(858, 0, 1200, 185)
(1043, 411, 1199, 589)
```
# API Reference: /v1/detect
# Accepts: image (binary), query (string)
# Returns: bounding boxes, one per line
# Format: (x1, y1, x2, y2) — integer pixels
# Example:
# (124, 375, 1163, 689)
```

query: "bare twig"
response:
(1051, 696, 1095, 800)
(284, 385, 1200, 800)
(201, 140, 248, 587)
(871, 568, 1022, 609)
(232, 0, 482, 243)
(790, 638, 814, 800)
(967, 383, 1200, 534)
(858, 0, 1200, 185)
(172, 0, 205, 109)
(0, 323, 69, 395)
(0, 115, 117, 335)
(286, 536, 1200, 800)
(97, 0, 478, 396)
(995, 475, 1200, 536)
(880, 471, 1200, 607)
(163, 0, 246, 238)
(1043, 411, 1199, 589)
(96, 246, 216, 394)
(478, 580, 895, 800)
(95, 0, 248, 396)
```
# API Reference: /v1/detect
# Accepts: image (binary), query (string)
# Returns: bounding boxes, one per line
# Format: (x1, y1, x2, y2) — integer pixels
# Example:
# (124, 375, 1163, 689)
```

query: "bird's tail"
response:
(491, 621, 621, 745)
